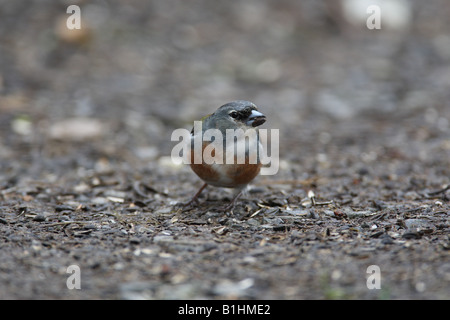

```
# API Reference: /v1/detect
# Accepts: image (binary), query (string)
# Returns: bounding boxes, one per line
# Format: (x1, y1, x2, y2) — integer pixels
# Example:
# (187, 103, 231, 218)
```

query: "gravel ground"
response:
(0, 0, 449, 299)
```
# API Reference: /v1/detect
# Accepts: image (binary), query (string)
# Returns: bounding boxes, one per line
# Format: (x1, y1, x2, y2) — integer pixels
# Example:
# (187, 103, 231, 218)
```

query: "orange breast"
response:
(225, 162, 262, 186)
(189, 140, 261, 188)
(189, 141, 221, 184)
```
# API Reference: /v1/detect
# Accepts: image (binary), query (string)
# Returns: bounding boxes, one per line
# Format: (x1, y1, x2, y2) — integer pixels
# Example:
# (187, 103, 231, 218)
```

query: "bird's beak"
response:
(246, 110, 266, 127)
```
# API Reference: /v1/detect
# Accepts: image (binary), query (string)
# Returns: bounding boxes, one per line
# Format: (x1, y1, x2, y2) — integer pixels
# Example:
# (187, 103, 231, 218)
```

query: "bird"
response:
(184, 100, 266, 212)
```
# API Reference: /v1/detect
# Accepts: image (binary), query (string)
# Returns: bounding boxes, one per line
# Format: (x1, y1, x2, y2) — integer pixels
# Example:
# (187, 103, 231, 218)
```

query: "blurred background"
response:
(2, 1, 450, 300)
(1, 0, 449, 190)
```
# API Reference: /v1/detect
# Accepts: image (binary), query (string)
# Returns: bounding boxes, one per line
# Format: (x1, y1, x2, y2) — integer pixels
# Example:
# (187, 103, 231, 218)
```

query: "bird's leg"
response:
(182, 183, 208, 208)
(217, 189, 244, 213)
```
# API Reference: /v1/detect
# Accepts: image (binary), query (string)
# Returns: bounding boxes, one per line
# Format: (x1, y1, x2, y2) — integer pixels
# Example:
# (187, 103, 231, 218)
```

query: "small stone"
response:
(130, 237, 141, 244)
(33, 214, 47, 222)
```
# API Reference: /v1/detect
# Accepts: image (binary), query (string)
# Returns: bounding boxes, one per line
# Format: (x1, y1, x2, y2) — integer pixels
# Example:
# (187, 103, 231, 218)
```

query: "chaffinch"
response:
(184, 100, 266, 212)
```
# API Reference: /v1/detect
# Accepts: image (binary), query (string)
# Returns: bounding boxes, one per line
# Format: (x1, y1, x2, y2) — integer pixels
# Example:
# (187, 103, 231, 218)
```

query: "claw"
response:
(176, 183, 208, 210)
(215, 189, 243, 213)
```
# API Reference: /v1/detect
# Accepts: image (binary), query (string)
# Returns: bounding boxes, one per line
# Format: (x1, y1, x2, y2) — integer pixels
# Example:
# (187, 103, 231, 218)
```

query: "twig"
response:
(425, 185, 450, 197)
(40, 221, 95, 228)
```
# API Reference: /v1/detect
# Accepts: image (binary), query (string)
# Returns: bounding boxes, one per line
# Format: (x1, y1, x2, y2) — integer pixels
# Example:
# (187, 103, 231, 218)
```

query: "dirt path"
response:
(0, 1, 449, 299)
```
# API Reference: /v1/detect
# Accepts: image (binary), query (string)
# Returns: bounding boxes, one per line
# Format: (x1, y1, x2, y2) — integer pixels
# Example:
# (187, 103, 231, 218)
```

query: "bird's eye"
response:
(229, 111, 238, 118)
